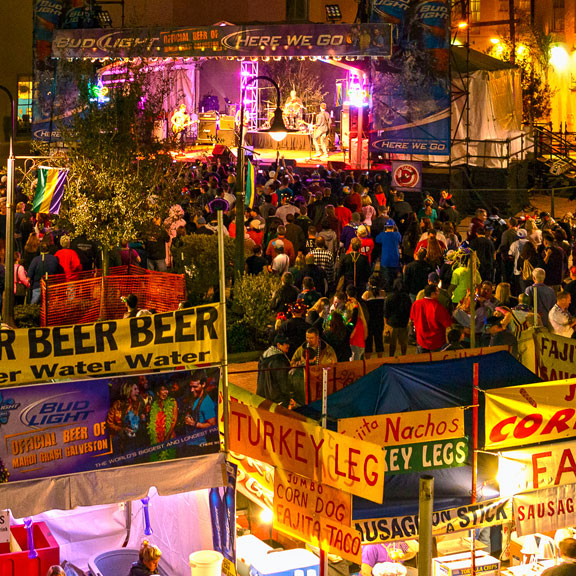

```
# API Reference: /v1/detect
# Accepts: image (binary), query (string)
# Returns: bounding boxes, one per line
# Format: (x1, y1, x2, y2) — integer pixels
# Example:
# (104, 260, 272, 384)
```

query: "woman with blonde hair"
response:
(129, 540, 162, 575)
(361, 195, 376, 227)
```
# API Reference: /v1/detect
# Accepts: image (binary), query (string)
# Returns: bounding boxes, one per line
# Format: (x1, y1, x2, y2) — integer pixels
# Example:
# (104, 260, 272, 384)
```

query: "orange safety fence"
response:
(40, 268, 186, 326)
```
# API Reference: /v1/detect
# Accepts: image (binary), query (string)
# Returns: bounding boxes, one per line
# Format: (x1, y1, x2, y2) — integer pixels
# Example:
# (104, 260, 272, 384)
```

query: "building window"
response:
(517, 0, 530, 11)
(17, 76, 33, 136)
(470, 0, 480, 23)
(553, 0, 565, 31)
(286, 0, 308, 22)
(498, 0, 508, 14)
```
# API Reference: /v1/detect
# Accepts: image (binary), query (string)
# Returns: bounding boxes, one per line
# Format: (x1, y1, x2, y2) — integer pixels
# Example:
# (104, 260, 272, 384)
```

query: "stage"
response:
(169, 144, 353, 169)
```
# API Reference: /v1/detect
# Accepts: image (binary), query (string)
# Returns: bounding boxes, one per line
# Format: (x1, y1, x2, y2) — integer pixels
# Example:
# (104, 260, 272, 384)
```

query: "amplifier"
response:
(198, 118, 217, 143)
(219, 115, 235, 131)
(218, 129, 236, 147)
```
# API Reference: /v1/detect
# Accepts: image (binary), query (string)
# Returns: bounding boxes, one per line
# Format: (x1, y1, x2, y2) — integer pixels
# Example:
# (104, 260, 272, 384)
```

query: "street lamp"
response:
(0, 85, 15, 326)
(234, 75, 291, 277)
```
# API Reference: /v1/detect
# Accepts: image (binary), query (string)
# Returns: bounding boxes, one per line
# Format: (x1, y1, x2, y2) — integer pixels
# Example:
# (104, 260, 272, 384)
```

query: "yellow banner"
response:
(0, 305, 223, 386)
(534, 332, 576, 382)
(274, 508, 362, 563)
(485, 379, 576, 449)
(229, 400, 385, 503)
(274, 471, 352, 527)
(337, 407, 465, 447)
(499, 439, 576, 495)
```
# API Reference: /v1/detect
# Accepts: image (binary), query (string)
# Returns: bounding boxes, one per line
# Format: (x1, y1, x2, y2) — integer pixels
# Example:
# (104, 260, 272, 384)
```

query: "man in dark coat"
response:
(256, 335, 292, 406)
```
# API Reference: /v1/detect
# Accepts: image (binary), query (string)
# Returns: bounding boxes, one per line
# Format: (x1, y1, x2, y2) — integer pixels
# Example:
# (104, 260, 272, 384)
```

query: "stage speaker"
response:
(348, 107, 369, 140)
(349, 138, 369, 170)
(218, 129, 236, 147)
(198, 118, 217, 143)
(341, 107, 350, 150)
(219, 115, 235, 131)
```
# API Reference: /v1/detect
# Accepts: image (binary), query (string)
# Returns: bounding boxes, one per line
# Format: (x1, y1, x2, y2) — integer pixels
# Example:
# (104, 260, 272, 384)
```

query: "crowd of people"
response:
(2, 160, 576, 392)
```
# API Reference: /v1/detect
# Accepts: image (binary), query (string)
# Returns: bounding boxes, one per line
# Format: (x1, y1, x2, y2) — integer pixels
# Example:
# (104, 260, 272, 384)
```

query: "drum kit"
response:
(261, 99, 311, 133)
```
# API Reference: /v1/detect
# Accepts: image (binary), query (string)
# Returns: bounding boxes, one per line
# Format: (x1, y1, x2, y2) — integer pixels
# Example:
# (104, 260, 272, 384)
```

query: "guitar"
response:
(171, 115, 197, 134)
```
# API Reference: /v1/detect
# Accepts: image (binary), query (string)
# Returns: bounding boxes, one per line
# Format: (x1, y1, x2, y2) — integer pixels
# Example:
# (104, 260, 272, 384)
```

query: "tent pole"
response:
(218, 211, 230, 453)
(418, 476, 434, 576)
(319, 367, 331, 576)
(471, 362, 479, 574)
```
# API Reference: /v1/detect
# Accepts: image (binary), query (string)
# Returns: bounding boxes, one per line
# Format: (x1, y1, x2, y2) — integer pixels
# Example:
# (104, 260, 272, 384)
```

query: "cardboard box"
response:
(433, 550, 500, 576)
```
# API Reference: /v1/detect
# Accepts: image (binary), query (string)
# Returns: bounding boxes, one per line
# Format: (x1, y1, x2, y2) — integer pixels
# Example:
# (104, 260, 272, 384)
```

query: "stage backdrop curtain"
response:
(165, 66, 196, 116)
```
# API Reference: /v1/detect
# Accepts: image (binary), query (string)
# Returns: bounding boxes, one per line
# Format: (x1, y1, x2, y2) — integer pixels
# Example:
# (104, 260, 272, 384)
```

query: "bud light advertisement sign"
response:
(0, 368, 220, 484)
(369, 0, 451, 156)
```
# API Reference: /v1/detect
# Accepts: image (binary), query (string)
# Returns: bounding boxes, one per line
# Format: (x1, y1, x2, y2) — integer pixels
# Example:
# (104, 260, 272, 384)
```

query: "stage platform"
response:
(169, 144, 353, 169)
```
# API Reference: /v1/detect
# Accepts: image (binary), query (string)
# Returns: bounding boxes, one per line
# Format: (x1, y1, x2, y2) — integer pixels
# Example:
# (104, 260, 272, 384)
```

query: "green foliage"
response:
(39, 58, 188, 252)
(262, 60, 328, 111)
(486, 29, 554, 123)
(230, 273, 281, 350)
(172, 234, 235, 304)
(13, 304, 41, 328)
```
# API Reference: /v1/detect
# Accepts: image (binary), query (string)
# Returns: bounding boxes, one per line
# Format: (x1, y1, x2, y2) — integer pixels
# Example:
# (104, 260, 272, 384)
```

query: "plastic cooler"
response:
(250, 548, 319, 576)
(88, 548, 169, 576)
(0, 522, 59, 576)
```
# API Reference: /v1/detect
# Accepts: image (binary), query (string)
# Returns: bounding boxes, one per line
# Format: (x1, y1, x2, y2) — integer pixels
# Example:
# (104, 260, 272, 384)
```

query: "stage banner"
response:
(0, 368, 220, 484)
(485, 380, 576, 450)
(338, 407, 465, 446)
(354, 497, 512, 544)
(0, 304, 223, 387)
(33, 0, 66, 141)
(53, 23, 392, 59)
(514, 485, 576, 537)
(369, 0, 451, 156)
(273, 470, 361, 562)
(391, 161, 422, 192)
(533, 332, 576, 382)
(229, 400, 386, 503)
(498, 439, 576, 496)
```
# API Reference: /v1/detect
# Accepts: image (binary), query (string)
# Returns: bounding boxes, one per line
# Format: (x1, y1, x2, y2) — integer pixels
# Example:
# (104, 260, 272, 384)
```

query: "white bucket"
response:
(190, 550, 224, 576)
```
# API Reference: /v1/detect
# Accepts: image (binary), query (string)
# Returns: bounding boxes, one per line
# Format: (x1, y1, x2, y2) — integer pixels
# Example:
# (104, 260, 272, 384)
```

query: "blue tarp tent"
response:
(298, 351, 541, 519)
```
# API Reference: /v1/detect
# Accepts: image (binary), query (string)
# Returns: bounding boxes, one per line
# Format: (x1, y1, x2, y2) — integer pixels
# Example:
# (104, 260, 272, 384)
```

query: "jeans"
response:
(147, 259, 167, 272)
(313, 132, 328, 155)
(31, 287, 42, 305)
(350, 345, 365, 361)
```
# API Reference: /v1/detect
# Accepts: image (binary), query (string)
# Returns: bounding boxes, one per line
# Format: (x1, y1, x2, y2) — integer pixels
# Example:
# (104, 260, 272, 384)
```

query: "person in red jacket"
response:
(55, 235, 82, 281)
(410, 284, 453, 353)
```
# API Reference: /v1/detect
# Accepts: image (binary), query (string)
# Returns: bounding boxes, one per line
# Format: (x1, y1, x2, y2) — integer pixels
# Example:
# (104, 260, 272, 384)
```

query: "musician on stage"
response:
(171, 103, 191, 150)
(284, 89, 303, 129)
(312, 102, 331, 159)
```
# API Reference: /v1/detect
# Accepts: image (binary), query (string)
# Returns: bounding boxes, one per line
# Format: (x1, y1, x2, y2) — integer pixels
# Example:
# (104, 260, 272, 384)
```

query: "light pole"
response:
(234, 75, 289, 278)
(0, 85, 16, 326)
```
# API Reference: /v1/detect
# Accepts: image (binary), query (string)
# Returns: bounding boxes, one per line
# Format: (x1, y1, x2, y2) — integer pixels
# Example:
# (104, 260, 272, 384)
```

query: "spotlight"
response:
(325, 4, 342, 22)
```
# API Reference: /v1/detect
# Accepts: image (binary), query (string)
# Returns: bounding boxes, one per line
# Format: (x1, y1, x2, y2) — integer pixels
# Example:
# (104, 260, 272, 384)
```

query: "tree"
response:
(44, 57, 186, 270)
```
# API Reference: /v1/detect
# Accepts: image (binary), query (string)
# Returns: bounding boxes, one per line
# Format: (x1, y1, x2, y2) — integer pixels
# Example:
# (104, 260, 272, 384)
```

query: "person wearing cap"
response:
(266, 225, 296, 265)
(416, 272, 451, 311)
(549, 291, 576, 338)
(539, 211, 556, 231)
(257, 334, 293, 406)
(247, 219, 264, 246)
(269, 241, 290, 276)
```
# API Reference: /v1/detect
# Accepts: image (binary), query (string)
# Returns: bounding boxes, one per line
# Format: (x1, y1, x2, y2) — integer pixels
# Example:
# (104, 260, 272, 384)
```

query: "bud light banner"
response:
(0, 368, 220, 484)
(369, 0, 451, 156)
(391, 161, 422, 191)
